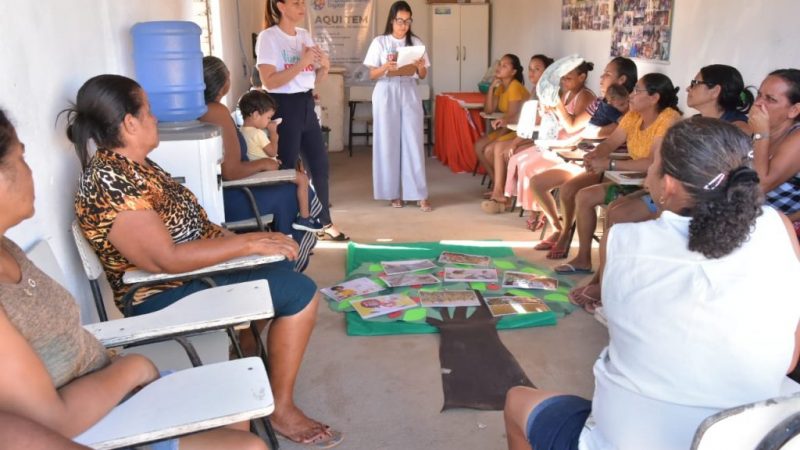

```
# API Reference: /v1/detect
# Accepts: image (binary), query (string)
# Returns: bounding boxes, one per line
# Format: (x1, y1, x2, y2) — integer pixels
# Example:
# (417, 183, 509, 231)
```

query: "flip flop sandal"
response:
(568, 285, 600, 307)
(584, 298, 603, 314)
(418, 200, 433, 212)
(534, 232, 561, 251)
(279, 425, 344, 449)
(554, 263, 593, 274)
(390, 199, 404, 208)
(481, 199, 507, 214)
(526, 214, 546, 231)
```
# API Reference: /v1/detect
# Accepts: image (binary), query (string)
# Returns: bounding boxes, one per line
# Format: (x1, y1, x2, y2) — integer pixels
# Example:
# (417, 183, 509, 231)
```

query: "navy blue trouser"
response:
(271, 91, 332, 225)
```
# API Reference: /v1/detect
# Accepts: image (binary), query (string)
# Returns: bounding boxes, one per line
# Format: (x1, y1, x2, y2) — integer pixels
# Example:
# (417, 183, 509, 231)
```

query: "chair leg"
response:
(228, 326, 280, 448)
(472, 161, 480, 176)
(173, 336, 203, 367)
(348, 101, 356, 157)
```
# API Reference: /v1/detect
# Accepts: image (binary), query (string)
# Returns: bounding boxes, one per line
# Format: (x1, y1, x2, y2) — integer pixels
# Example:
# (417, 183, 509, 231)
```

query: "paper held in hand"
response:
(396, 45, 426, 67)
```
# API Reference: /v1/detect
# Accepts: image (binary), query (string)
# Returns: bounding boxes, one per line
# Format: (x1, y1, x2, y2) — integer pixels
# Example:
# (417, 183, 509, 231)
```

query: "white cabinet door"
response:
(431, 5, 461, 95)
(459, 4, 489, 92)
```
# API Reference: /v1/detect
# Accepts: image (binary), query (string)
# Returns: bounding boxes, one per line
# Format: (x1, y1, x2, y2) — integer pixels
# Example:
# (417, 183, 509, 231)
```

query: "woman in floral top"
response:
(69, 74, 342, 447)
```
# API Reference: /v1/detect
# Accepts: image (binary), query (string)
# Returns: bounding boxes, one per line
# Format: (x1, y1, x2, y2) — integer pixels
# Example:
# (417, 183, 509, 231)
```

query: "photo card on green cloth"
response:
(321, 277, 385, 303)
(380, 273, 440, 288)
(381, 259, 438, 275)
(419, 290, 482, 308)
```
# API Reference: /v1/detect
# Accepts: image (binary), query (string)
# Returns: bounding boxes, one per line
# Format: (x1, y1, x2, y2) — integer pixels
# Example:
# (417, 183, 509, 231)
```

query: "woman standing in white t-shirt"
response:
(503, 117, 800, 450)
(363, 1, 432, 211)
(256, 0, 348, 241)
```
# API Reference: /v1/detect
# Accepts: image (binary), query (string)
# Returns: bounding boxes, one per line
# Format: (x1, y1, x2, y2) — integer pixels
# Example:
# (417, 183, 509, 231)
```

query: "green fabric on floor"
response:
(333, 241, 576, 336)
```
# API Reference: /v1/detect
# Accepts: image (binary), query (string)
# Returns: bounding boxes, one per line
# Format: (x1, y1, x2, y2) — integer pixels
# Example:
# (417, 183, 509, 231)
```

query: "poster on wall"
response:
(561, 0, 612, 31)
(306, 0, 375, 85)
(610, 0, 674, 62)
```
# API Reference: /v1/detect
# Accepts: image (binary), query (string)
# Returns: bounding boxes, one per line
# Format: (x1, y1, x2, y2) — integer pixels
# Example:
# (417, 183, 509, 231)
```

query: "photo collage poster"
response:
(561, 0, 613, 31)
(610, 0, 674, 62)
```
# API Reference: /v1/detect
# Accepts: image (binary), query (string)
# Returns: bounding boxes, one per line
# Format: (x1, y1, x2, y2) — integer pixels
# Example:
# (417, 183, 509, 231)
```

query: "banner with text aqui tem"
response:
(307, 0, 375, 86)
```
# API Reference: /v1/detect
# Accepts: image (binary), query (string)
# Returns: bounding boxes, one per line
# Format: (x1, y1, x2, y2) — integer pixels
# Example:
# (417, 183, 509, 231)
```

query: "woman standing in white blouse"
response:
(504, 117, 800, 450)
(363, 1, 432, 211)
(257, 0, 348, 241)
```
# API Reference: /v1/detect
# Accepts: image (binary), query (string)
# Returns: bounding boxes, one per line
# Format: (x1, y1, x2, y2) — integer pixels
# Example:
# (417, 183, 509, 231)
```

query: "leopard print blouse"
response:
(75, 149, 224, 310)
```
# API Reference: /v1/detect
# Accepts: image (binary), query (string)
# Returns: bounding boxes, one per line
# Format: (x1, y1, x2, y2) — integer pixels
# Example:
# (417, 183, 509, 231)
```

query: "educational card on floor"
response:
(443, 267, 498, 283)
(485, 296, 551, 317)
(380, 273, 440, 288)
(321, 277, 385, 303)
(501, 271, 559, 291)
(419, 290, 482, 308)
(381, 259, 438, 275)
(350, 293, 419, 319)
(438, 251, 493, 267)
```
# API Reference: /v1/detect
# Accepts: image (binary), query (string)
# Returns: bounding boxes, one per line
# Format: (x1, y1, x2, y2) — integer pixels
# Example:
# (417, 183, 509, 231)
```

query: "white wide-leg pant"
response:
(371, 78, 428, 201)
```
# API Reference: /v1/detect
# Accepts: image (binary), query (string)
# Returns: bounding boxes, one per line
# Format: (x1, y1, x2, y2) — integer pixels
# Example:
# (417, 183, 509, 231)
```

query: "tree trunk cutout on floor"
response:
(427, 302, 534, 411)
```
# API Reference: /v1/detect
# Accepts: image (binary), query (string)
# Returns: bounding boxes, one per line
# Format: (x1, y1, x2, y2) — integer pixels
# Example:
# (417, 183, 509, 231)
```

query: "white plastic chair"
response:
(26, 240, 277, 449)
(74, 357, 273, 450)
(68, 224, 285, 448)
(692, 391, 800, 450)
(221, 169, 296, 232)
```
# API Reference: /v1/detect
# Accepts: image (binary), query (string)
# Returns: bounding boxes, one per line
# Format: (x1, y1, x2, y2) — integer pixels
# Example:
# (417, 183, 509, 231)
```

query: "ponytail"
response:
(659, 117, 763, 259)
(60, 75, 144, 169)
(264, 0, 283, 28)
(640, 72, 682, 115)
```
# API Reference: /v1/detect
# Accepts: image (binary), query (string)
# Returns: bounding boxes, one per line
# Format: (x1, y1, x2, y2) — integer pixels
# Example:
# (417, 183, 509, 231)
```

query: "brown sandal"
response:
(418, 200, 433, 212)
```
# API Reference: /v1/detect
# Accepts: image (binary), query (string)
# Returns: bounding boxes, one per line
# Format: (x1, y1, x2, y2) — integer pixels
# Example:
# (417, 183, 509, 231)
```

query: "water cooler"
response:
(148, 123, 226, 225)
(132, 21, 226, 224)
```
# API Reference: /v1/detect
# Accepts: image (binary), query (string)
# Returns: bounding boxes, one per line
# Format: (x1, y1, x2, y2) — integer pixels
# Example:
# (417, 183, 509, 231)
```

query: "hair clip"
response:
(740, 91, 748, 104)
(703, 173, 726, 190)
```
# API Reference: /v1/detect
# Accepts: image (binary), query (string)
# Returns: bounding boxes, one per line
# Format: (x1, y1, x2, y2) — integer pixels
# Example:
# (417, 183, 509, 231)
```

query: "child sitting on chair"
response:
(239, 90, 323, 232)
(583, 83, 630, 138)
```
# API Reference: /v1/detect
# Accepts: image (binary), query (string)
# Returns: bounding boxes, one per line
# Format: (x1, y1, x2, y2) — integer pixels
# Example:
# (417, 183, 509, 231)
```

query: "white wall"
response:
(214, 0, 266, 109)
(492, 0, 800, 112)
(0, 0, 272, 323)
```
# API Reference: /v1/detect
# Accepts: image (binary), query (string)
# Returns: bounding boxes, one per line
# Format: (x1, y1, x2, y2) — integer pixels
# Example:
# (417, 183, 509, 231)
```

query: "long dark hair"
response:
(383, 1, 417, 46)
(0, 108, 14, 164)
(264, 0, 284, 28)
(659, 117, 762, 259)
(640, 72, 683, 115)
(610, 56, 638, 93)
(203, 56, 230, 104)
(502, 54, 525, 85)
(699, 64, 753, 114)
(768, 68, 800, 122)
(531, 54, 554, 68)
(61, 75, 144, 169)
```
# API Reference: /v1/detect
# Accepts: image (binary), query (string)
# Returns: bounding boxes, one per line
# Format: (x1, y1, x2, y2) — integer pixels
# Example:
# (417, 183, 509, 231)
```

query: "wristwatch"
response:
(752, 132, 769, 142)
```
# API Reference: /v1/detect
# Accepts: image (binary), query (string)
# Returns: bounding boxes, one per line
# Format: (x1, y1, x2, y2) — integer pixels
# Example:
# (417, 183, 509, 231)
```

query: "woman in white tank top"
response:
(504, 117, 800, 450)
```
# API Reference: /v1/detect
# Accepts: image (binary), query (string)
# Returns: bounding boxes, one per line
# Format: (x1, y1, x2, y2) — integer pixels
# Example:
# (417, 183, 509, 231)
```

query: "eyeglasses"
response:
(689, 79, 715, 89)
(393, 18, 413, 25)
(632, 87, 649, 95)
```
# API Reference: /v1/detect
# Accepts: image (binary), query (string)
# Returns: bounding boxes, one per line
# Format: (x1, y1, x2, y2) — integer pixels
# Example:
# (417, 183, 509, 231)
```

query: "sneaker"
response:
(292, 217, 324, 232)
